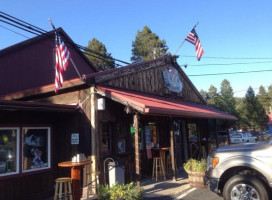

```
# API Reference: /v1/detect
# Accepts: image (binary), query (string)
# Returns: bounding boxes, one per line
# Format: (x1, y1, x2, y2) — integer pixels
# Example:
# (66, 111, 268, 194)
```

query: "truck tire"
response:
(223, 174, 268, 200)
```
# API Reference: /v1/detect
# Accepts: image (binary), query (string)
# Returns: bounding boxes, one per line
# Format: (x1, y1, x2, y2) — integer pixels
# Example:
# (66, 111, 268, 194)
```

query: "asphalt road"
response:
(172, 188, 223, 200)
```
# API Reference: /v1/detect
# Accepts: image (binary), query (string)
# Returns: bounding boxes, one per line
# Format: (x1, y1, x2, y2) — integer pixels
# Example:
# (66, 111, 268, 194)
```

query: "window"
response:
(101, 124, 112, 158)
(232, 134, 242, 138)
(0, 128, 19, 177)
(22, 127, 50, 172)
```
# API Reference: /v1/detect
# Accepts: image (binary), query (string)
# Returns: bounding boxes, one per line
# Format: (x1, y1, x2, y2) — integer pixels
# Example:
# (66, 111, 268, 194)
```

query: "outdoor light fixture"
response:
(124, 104, 133, 114)
(98, 98, 106, 110)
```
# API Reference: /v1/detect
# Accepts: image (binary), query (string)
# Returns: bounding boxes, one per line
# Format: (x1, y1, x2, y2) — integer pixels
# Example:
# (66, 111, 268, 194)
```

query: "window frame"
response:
(22, 127, 51, 173)
(0, 127, 20, 177)
(0, 126, 51, 179)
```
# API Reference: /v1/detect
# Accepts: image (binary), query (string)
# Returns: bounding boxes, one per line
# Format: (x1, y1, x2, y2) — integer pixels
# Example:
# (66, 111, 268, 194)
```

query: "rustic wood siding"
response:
(104, 64, 203, 104)
(0, 110, 81, 200)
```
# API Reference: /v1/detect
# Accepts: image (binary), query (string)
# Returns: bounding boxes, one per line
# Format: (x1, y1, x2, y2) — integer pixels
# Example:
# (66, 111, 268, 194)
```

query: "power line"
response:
(0, 18, 40, 36)
(0, 24, 29, 39)
(0, 11, 129, 67)
(188, 68, 272, 77)
(187, 61, 272, 67)
(179, 55, 272, 60)
(0, 11, 47, 33)
(234, 85, 272, 94)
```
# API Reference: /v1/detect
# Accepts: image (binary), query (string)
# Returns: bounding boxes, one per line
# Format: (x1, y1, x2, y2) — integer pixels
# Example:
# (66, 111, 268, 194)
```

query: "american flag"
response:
(54, 31, 71, 93)
(185, 28, 204, 61)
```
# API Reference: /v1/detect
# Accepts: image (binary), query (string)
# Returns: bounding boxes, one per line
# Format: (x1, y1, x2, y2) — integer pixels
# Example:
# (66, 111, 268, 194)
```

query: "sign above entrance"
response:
(162, 66, 183, 93)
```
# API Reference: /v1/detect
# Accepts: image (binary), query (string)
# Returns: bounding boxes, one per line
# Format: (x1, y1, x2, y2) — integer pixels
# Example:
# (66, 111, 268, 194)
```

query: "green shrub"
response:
(183, 158, 206, 173)
(98, 182, 143, 200)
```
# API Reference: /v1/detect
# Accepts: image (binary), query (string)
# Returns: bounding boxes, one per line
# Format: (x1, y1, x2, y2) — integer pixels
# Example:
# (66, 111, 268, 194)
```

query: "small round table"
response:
(58, 160, 92, 200)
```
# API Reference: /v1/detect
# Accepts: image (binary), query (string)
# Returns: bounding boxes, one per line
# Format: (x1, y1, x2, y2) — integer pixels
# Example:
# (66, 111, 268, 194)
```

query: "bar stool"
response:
(152, 157, 166, 181)
(86, 171, 100, 199)
(54, 177, 72, 200)
(166, 154, 178, 176)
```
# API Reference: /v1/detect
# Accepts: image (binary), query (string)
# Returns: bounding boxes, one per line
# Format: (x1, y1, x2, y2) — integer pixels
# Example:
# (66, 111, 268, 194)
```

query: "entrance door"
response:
(173, 121, 183, 169)
(181, 120, 188, 162)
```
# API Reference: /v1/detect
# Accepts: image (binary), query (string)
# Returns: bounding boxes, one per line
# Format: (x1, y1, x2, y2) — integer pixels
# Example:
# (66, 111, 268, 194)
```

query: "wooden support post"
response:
(90, 87, 99, 194)
(134, 114, 141, 186)
(214, 119, 218, 148)
(170, 118, 177, 181)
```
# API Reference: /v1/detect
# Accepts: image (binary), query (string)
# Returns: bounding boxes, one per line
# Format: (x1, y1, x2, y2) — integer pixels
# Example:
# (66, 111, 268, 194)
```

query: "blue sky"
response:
(1, 0, 272, 97)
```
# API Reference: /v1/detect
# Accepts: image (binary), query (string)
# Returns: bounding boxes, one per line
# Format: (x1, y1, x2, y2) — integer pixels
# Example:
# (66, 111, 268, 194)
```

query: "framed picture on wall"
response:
(117, 139, 126, 154)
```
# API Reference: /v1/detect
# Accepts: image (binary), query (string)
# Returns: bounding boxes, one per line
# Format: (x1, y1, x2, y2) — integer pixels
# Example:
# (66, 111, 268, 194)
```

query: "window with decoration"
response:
(22, 127, 50, 172)
(0, 128, 19, 177)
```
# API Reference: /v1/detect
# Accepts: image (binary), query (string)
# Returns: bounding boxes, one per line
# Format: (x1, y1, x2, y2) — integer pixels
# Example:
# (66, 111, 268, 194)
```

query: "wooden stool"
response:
(166, 155, 178, 176)
(152, 157, 166, 181)
(54, 177, 72, 200)
(86, 171, 100, 198)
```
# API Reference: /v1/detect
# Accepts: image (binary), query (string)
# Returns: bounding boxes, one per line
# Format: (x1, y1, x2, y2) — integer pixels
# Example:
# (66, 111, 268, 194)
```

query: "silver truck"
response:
(205, 140, 272, 200)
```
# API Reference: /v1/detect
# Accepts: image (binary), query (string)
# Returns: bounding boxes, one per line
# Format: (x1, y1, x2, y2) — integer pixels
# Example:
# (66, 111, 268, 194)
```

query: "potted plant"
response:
(183, 158, 206, 189)
(98, 182, 143, 200)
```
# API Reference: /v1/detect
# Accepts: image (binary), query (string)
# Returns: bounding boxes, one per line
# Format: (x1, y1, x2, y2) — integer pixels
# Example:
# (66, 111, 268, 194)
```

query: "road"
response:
(172, 188, 223, 200)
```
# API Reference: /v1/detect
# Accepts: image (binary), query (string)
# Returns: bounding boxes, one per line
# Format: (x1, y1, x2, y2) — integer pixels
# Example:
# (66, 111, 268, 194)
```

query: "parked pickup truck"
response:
(205, 140, 272, 200)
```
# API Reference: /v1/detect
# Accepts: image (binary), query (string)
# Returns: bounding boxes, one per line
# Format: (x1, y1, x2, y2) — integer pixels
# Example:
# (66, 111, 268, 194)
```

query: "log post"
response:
(90, 86, 99, 193)
(170, 118, 177, 181)
(134, 114, 141, 186)
(214, 119, 218, 148)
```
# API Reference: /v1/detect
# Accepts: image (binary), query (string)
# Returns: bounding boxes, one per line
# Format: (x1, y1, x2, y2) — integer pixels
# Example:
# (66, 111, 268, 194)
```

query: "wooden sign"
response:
(162, 66, 183, 93)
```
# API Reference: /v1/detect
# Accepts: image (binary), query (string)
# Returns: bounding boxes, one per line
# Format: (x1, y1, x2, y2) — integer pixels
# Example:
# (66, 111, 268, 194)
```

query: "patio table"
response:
(58, 160, 92, 200)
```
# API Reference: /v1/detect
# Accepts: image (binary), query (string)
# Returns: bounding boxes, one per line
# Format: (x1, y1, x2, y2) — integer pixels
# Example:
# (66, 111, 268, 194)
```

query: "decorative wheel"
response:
(223, 174, 269, 200)
(230, 183, 260, 200)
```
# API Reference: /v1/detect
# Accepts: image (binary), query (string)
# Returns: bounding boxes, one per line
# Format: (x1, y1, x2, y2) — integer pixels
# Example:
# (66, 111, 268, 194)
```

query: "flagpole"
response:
(70, 58, 83, 81)
(173, 22, 199, 55)
(48, 19, 84, 82)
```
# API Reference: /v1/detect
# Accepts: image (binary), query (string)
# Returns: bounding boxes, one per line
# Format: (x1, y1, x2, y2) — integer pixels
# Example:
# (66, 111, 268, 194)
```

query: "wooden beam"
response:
(214, 119, 218, 148)
(134, 114, 141, 186)
(90, 86, 99, 194)
(170, 118, 177, 181)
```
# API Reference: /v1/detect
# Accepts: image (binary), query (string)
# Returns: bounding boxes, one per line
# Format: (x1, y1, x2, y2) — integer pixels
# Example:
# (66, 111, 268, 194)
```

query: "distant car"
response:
(230, 132, 257, 144)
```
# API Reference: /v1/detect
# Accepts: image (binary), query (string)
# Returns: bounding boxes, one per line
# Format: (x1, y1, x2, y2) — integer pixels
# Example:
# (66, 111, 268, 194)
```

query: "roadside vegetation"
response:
(200, 79, 270, 132)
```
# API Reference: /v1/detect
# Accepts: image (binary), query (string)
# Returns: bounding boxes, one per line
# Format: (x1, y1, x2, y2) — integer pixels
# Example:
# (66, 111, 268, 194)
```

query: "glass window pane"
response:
(22, 127, 50, 172)
(0, 128, 19, 176)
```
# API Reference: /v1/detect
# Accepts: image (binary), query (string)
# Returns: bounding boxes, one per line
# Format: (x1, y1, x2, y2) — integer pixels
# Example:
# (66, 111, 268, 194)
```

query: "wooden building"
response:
(0, 29, 236, 199)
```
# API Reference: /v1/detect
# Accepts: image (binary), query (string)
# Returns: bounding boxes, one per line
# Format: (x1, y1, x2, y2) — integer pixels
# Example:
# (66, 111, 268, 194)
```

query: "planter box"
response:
(188, 171, 206, 189)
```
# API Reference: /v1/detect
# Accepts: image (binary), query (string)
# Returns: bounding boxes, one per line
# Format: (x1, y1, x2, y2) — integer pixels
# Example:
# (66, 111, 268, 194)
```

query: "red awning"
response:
(96, 86, 237, 120)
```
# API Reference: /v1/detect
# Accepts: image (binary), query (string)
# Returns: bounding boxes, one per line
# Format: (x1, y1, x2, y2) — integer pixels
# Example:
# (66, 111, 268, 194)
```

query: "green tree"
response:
(219, 79, 237, 117)
(199, 89, 207, 100)
(267, 84, 272, 113)
(257, 85, 270, 114)
(85, 38, 115, 71)
(238, 86, 268, 130)
(206, 85, 220, 108)
(131, 26, 168, 63)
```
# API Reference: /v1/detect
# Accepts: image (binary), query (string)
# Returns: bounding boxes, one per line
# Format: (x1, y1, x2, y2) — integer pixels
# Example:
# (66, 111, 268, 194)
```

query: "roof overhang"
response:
(96, 86, 237, 120)
(0, 100, 78, 113)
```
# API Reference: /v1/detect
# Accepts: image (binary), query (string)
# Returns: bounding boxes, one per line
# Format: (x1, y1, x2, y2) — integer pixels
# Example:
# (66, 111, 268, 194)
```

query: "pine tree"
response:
(238, 86, 268, 130)
(131, 26, 168, 63)
(220, 79, 237, 117)
(85, 38, 115, 71)
(257, 85, 270, 113)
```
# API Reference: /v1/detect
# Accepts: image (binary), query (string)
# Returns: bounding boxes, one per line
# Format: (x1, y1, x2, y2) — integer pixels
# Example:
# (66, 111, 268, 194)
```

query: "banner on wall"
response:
(145, 126, 152, 159)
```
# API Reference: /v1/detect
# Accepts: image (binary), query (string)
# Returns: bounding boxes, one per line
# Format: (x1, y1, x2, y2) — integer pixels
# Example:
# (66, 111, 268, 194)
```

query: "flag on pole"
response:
(185, 28, 204, 61)
(54, 31, 71, 93)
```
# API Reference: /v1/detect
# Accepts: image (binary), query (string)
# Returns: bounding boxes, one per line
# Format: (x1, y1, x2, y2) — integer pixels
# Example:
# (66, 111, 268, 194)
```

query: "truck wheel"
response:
(223, 174, 268, 200)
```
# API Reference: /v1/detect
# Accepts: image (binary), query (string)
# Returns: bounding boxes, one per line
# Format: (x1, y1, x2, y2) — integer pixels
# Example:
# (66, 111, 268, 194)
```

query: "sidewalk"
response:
(141, 168, 191, 200)
(42, 169, 191, 200)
